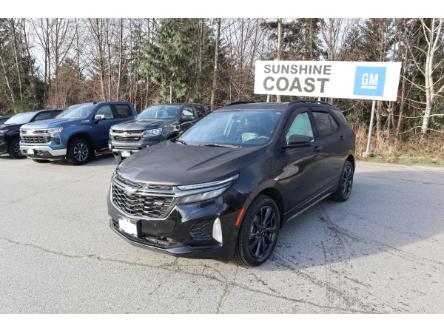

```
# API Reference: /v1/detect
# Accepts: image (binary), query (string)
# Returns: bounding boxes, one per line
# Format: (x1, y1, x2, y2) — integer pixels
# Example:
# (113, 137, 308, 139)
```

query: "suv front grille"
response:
(112, 130, 143, 142)
(21, 135, 50, 144)
(111, 176, 175, 219)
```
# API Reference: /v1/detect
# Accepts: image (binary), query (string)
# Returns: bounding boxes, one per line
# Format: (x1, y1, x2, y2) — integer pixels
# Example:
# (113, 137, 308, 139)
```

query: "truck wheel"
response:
(67, 138, 91, 165)
(8, 137, 24, 159)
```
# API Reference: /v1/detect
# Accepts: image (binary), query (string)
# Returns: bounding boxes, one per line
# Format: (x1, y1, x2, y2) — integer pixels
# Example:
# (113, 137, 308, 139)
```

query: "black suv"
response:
(0, 109, 62, 158)
(109, 103, 206, 161)
(107, 101, 355, 266)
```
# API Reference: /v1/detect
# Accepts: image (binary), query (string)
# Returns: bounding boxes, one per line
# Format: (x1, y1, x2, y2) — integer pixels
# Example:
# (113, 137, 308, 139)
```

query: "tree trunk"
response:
(210, 19, 221, 111)
(276, 18, 283, 103)
(169, 81, 173, 104)
(0, 54, 16, 112)
(116, 18, 123, 100)
(10, 19, 23, 103)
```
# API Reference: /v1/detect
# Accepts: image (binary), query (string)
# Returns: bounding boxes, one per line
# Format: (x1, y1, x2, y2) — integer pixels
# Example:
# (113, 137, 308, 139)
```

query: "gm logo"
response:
(354, 66, 386, 96)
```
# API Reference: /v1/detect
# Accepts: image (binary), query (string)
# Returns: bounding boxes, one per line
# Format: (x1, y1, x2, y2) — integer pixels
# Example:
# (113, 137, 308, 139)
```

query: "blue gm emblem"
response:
(354, 66, 386, 96)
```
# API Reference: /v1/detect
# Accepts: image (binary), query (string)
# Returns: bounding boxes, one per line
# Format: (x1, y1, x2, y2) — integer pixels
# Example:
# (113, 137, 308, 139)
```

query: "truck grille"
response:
(112, 130, 143, 142)
(21, 135, 50, 144)
(111, 176, 175, 219)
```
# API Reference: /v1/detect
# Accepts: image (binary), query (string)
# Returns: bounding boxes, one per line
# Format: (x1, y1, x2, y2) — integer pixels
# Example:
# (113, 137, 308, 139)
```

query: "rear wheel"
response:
(235, 195, 280, 266)
(331, 160, 354, 202)
(67, 138, 91, 165)
(8, 137, 24, 159)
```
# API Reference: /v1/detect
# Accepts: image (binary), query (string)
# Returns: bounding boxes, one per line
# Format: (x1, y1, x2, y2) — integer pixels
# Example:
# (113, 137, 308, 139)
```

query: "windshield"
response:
(4, 112, 36, 125)
(179, 110, 283, 146)
(137, 105, 182, 120)
(56, 104, 94, 119)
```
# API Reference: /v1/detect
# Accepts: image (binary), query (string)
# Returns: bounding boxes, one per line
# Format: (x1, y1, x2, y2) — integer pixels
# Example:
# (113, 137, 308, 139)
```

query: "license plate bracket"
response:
(118, 217, 138, 237)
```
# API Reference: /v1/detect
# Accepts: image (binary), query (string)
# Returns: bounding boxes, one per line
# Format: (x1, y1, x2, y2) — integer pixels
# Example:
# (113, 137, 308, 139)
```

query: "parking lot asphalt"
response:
(0, 155, 443, 313)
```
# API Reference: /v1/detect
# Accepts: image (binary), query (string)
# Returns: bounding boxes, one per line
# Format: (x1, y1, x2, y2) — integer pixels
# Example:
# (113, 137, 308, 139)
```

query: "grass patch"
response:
(361, 154, 444, 167)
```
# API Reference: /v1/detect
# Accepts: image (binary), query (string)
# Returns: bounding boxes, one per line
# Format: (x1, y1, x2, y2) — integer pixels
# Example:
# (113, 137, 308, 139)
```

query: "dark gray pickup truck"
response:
(109, 103, 207, 161)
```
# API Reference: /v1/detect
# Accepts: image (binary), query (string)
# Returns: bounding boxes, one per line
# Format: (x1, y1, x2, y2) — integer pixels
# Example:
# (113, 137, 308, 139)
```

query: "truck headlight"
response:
(143, 128, 162, 137)
(47, 127, 63, 136)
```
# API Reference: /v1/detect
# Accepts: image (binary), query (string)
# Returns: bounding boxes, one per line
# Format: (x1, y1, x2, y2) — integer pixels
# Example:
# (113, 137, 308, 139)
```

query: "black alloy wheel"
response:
(331, 160, 354, 202)
(236, 195, 280, 266)
(9, 137, 24, 159)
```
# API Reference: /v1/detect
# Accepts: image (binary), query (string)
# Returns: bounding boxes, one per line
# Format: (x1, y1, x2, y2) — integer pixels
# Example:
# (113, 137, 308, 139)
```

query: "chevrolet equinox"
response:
(107, 101, 356, 266)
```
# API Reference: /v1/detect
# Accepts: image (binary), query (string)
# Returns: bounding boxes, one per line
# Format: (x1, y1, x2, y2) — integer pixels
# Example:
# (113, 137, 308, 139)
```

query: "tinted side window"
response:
(182, 106, 196, 119)
(286, 112, 314, 143)
(312, 111, 338, 138)
(95, 105, 114, 119)
(113, 105, 132, 118)
(34, 112, 53, 121)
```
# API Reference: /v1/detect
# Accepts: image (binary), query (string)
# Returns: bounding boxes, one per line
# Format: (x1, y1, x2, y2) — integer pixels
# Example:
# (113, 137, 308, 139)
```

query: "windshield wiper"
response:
(200, 143, 240, 148)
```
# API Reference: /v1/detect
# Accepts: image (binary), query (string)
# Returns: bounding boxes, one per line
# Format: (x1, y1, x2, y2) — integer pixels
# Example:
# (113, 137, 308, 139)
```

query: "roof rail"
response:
(288, 99, 332, 106)
(226, 100, 255, 106)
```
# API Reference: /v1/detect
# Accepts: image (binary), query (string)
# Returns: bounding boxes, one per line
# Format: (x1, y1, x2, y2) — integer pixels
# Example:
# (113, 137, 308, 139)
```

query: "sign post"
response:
(365, 100, 376, 156)
(254, 61, 401, 154)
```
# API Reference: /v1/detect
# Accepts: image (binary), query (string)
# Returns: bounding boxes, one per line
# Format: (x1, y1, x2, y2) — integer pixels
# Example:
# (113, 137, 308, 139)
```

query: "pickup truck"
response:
(109, 103, 206, 161)
(20, 101, 137, 165)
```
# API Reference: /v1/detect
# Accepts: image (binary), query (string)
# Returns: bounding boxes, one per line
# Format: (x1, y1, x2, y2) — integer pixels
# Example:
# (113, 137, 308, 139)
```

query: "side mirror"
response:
(180, 115, 194, 123)
(284, 135, 313, 148)
(94, 114, 105, 123)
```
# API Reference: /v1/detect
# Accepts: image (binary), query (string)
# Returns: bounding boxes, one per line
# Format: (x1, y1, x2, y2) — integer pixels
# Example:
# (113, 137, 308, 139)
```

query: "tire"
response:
(331, 160, 354, 202)
(32, 159, 50, 163)
(67, 137, 91, 165)
(8, 137, 24, 159)
(235, 195, 280, 266)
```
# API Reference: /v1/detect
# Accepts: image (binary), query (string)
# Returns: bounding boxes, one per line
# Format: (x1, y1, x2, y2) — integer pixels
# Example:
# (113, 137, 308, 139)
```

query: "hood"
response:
(117, 140, 265, 185)
(111, 119, 176, 131)
(21, 118, 84, 130)
(0, 123, 22, 133)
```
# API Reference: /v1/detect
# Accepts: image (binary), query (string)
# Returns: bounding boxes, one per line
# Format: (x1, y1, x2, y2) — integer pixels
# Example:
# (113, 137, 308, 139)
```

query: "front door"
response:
(278, 109, 320, 210)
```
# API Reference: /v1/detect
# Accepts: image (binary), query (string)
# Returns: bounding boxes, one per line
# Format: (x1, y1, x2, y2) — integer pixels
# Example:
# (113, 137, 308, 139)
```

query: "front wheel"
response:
(67, 138, 91, 165)
(235, 195, 280, 266)
(331, 160, 354, 202)
(8, 137, 24, 159)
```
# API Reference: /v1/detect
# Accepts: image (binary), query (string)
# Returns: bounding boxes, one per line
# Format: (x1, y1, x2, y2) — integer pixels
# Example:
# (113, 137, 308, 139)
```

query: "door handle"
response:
(339, 135, 344, 141)
(314, 145, 322, 152)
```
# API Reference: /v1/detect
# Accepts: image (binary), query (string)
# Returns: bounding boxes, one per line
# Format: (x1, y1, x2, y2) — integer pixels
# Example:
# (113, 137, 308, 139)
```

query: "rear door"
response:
(310, 108, 343, 190)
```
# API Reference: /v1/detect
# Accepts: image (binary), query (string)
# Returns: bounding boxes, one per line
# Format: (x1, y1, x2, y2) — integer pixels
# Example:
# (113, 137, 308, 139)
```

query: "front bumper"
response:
(109, 138, 162, 156)
(20, 144, 67, 160)
(107, 189, 240, 259)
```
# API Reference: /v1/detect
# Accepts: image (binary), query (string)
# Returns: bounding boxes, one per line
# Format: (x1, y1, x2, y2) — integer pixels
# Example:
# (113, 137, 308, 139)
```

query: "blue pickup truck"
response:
(20, 101, 137, 165)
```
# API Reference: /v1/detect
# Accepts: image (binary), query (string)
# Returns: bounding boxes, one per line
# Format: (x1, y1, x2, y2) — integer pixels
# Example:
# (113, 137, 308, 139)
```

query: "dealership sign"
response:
(254, 61, 402, 101)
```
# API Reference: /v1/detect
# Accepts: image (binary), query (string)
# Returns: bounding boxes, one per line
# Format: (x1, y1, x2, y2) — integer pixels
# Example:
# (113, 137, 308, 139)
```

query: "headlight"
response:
(177, 174, 239, 204)
(47, 127, 63, 135)
(143, 128, 162, 137)
(0, 130, 6, 136)
(179, 187, 228, 204)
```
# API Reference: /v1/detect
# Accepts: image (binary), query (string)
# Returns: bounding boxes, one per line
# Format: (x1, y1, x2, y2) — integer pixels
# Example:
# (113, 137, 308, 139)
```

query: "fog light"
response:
(212, 218, 223, 244)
